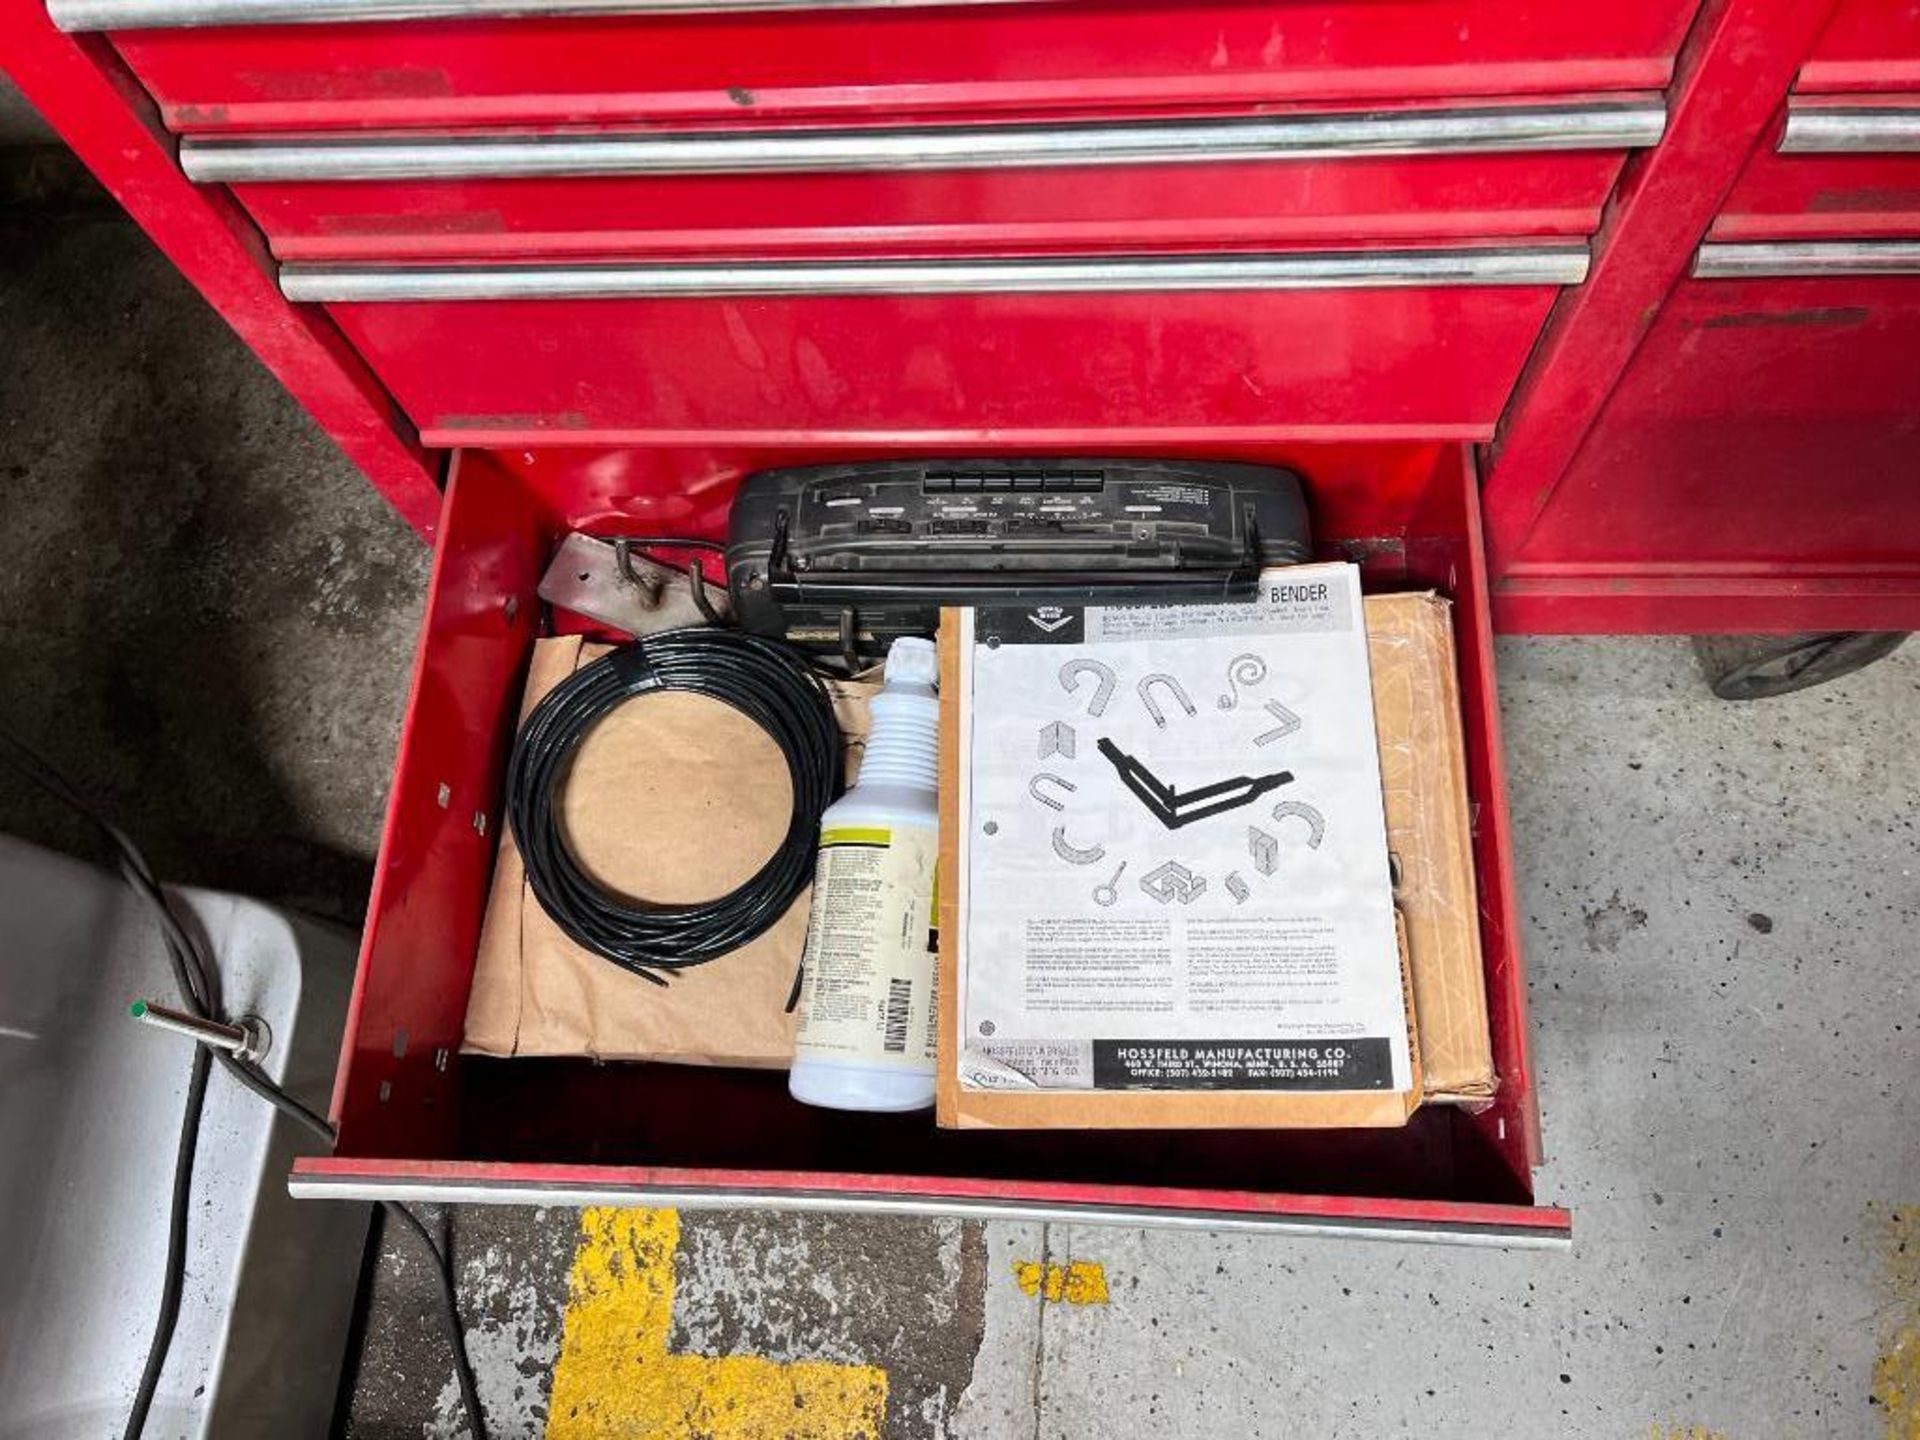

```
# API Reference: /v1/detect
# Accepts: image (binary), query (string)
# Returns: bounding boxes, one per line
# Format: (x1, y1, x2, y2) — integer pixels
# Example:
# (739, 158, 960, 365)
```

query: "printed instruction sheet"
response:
(955, 563, 1409, 1093)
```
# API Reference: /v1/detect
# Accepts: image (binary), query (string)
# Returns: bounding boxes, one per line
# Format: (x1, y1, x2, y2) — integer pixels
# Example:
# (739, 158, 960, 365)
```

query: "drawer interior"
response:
(324, 439, 1544, 1212)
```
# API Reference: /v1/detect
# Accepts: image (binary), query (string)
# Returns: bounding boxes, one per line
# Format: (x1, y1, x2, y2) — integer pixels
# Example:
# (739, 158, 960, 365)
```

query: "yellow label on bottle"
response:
(820, 826, 893, 847)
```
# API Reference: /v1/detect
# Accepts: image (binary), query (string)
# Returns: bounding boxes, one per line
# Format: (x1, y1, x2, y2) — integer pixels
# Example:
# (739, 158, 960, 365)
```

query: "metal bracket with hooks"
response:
(537, 532, 731, 636)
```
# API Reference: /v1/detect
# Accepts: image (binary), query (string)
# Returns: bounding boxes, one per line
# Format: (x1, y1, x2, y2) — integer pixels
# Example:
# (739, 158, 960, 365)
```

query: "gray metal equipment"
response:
(0, 834, 365, 1437)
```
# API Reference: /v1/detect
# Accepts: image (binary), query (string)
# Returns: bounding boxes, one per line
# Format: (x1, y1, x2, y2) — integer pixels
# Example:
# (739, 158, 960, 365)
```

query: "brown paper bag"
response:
(462, 636, 875, 1067)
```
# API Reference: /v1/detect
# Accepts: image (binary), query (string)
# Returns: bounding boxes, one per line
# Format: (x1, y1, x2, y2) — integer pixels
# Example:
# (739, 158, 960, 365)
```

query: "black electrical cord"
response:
(0, 730, 488, 1440)
(507, 626, 840, 985)
(381, 1200, 488, 1435)
(128, 1036, 209, 1438)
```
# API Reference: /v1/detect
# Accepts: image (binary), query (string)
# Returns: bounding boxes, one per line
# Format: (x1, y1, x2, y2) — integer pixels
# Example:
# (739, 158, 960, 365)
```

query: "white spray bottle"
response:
(789, 636, 940, 1112)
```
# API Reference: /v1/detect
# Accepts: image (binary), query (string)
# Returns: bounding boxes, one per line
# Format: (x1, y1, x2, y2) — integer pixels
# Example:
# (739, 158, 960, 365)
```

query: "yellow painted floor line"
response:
(1871, 1202, 1917, 1440)
(545, 1208, 887, 1440)
(1012, 1260, 1109, 1306)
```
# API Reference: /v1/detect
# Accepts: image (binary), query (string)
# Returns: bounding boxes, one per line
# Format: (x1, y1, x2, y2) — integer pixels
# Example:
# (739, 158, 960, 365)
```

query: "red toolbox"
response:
(7, 0, 1917, 1242)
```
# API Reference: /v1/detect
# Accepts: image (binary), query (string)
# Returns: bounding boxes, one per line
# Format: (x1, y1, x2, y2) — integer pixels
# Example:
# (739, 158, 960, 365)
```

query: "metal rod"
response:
(181, 103, 1668, 184)
(1694, 240, 1920, 279)
(130, 998, 268, 1059)
(281, 246, 1591, 303)
(49, 0, 1039, 34)
(1781, 104, 1920, 154)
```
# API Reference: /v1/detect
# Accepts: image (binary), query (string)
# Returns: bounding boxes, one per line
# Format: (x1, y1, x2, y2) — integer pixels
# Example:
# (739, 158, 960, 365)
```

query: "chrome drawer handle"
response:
(49, 0, 1041, 33)
(285, 1166, 1571, 1245)
(280, 247, 1591, 302)
(1780, 103, 1920, 154)
(1694, 241, 1920, 279)
(182, 103, 1666, 184)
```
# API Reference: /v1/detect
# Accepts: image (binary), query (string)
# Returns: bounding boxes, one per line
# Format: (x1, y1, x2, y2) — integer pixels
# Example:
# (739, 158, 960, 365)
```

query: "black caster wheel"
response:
(1691, 631, 1910, 701)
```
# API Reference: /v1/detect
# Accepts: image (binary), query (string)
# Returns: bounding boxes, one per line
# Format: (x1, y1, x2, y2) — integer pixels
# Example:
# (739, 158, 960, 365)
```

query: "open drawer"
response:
(291, 440, 1567, 1246)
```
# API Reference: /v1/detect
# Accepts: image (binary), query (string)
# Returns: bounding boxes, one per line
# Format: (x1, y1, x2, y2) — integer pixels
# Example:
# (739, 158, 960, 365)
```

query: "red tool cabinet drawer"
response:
(77, 0, 1698, 134)
(283, 247, 1586, 445)
(1798, 0, 1920, 93)
(1500, 250, 1920, 629)
(286, 439, 1564, 1243)
(184, 102, 1661, 263)
(1714, 99, 1920, 240)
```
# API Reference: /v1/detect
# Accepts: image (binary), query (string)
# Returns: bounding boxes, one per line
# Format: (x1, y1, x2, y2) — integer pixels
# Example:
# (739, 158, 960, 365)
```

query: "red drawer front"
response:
(1713, 99, 1920, 239)
(1799, 0, 1920, 93)
(109, 0, 1695, 135)
(1510, 272, 1920, 573)
(228, 151, 1632, 264)
(295, 439, 1560, 1239)
(300, 265, 1574, 446)
(1715, 146, 1920, 238)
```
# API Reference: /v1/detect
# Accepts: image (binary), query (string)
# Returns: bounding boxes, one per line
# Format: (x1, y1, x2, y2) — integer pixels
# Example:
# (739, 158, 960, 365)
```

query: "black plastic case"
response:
(725, 458, 1312, 659)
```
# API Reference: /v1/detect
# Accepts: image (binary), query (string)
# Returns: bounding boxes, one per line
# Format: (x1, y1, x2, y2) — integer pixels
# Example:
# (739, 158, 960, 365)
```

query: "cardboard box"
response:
(936, 590, 1493, 1129)
(1367, 592, 1497, 1104)
(462, 636, 876, 1067)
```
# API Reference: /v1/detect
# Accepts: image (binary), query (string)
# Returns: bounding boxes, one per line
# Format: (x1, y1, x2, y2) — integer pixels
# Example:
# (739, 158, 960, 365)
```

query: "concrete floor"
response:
(2, 153, 1915, 1440)
(0, 76, 55, 146)
(0, 154, 427, 926)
